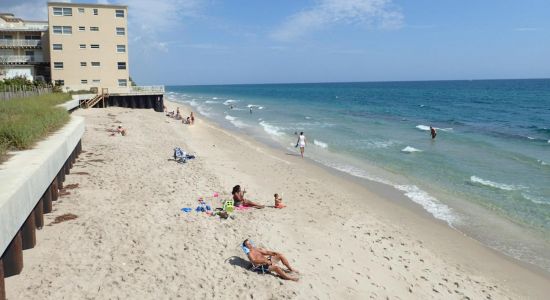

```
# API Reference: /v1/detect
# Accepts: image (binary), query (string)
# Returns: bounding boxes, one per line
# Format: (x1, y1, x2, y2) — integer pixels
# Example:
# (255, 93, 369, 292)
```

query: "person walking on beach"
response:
(190, 112, 195, 125)
(296, 132, 306, 158)
(430, 126, 437, 139)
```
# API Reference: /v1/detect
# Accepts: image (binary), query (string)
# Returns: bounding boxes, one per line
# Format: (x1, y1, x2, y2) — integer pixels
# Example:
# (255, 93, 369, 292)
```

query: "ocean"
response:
(166, 79, 550, 272)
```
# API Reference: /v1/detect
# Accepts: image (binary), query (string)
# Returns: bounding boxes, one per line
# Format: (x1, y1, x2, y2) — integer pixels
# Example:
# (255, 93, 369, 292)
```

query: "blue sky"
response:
(2, 0, 549, 85)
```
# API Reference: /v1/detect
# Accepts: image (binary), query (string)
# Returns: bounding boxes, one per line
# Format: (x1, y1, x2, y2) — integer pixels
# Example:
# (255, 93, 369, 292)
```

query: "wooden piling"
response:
(35, 198, 44, 229)
(64, 161, 70, 175)
(50, 179, 58, 202)
(57, 170, 64, 190)
(2, 232, 23, 277)
(21, 211, 36, 250)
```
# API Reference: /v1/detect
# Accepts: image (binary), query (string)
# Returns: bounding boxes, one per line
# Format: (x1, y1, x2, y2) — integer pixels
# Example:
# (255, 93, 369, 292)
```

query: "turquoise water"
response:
(166, 79, 550, 271)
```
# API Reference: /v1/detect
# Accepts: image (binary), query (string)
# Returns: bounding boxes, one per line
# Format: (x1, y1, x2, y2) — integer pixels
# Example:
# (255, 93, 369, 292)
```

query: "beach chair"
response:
(241, 241, 268, 274)
(173, 147, 186, 164)
(223, 199, 234, 213)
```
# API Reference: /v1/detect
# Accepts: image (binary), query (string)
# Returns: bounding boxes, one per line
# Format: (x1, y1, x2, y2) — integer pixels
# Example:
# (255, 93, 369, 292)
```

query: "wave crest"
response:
(470, 176, 523, 191)
(313, 140, 328, 149)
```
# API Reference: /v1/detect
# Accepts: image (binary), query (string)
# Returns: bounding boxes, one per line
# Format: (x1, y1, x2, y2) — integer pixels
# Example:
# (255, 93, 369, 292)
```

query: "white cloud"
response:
(0, 0, 49, 20)
(271, 0, 404, 42)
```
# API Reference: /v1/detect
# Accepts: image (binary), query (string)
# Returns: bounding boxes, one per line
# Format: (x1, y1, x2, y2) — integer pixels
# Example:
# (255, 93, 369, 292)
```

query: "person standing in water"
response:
(296, 132, 306, 158)
(430, 126, 437, 139)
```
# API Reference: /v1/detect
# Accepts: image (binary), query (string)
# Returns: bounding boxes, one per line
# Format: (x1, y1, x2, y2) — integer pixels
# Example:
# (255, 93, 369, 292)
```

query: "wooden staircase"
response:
(83, 94, 107, 108)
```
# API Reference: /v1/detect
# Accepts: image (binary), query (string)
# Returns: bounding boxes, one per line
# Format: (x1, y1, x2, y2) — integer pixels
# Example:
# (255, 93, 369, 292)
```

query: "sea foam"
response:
(259, 121, 284, 136)
(313, 140, 328, 149)
(225, 115, 248, 128)
(402, 146, 422, 153)
(223, 99, 238, 106)
(470, 176, 522, 191)
(416, 124, 453, 132)
(316, 160, 457, 225)
(395, 185, 457, 225)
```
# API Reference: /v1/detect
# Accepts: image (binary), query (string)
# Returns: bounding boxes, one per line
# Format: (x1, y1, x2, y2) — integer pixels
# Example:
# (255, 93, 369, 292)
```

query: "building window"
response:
(117, 62, 127, 70)
(81, 80, 88, 84)
(78, 8, 85, 13)
(53, 26, 72, 35)
(80, 62, 87, 66)
(115, 10, 125, 18)
(116, 27, 125, 36)
(92, 79, 100, 84)
(91, 62, 101, 67)
(52, 44, 63, 50)
(78, 26, 85, 31)
(116, 45, 126, 53)
(91, 44, 100, 49)
(53, 7, 72, 16)
(55, 80, 65, 86)
(90, 26, 99, 31)
(79, 44, 86, 49)
(118, 79, 128, 87)
(93, 8, 98, 15)
(53, 62, 64, 69)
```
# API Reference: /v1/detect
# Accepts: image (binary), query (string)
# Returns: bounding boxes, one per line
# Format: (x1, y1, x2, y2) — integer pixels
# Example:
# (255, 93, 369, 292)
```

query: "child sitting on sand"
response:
(274, 193, 286, 209)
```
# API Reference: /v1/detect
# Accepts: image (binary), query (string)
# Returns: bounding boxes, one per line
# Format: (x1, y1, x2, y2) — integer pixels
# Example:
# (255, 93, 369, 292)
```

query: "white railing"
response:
(0, 55, 44, 63)
(128, 85, 165, 94)
(0, 23, 48, 31)
(0, 39, 41, 47)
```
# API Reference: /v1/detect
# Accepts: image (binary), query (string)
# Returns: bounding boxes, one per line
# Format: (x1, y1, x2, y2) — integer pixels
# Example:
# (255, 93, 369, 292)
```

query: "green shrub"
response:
(0, 93, 71, 161)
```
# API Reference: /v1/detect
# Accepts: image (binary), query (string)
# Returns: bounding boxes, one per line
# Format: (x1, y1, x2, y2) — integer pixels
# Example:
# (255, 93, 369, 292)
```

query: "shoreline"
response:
(170, 101, 550, 287)
(174, 98, 550, 275)
(5, 102, 549, 299)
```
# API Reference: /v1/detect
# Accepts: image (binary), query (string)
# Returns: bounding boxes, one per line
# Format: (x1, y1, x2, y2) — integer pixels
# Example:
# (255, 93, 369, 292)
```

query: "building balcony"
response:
(0, 23, 48, 32)
(0, 39, 42, 48)
(0, 55, 45, 64)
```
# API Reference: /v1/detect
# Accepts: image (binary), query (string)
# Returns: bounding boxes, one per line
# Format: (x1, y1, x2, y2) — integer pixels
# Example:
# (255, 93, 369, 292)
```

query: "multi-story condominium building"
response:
(48, 2, 129, 93)
(0, 13, 49, 81)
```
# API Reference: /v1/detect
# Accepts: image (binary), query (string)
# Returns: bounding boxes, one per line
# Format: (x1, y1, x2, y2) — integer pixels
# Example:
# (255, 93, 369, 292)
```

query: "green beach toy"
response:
(223, 199, 234, 213)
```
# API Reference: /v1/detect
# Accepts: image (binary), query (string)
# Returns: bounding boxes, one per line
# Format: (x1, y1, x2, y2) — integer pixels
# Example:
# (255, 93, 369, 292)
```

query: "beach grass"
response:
(0, 93, 71, 161)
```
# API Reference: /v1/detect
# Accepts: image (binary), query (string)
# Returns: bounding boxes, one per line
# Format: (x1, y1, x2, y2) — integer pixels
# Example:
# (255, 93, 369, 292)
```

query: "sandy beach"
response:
(5, 102, 550, 299)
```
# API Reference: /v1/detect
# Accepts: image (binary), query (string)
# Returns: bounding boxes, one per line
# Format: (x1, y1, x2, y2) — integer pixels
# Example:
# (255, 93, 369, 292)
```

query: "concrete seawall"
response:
(0, 115, 84, 299)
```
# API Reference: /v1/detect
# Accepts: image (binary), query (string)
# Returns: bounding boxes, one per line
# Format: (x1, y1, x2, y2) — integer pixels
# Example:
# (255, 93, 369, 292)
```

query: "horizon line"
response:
(162, 77, 550, 87)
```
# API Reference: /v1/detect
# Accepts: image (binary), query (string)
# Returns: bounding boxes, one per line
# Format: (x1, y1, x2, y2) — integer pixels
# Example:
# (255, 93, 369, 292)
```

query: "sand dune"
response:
(6, 103, 550, 299)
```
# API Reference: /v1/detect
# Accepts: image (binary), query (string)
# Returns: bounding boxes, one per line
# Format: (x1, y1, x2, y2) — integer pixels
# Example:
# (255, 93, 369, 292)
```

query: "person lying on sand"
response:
(242, 239, 299, 281)
(232, 185, 264, 208)
(274, 193, 286, 208)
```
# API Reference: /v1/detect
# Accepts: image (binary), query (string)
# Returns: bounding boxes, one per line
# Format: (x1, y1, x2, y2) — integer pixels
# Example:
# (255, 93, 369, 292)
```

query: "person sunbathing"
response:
(274, 193, 286, 208)
(242, 239, 299, 281)
(232, 185, 264, 208)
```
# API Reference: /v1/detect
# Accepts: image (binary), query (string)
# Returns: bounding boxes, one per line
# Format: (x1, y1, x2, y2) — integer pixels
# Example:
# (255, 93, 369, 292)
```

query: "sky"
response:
(1, 0, 549, 85)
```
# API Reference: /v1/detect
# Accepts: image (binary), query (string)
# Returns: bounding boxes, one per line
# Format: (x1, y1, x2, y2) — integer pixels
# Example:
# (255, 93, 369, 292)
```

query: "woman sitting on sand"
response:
(232, 185, 264, 208)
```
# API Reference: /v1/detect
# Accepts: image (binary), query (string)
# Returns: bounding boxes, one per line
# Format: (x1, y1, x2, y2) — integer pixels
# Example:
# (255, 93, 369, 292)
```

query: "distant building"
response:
(0, 13, 49, 81)
(47, 2, 130, 93)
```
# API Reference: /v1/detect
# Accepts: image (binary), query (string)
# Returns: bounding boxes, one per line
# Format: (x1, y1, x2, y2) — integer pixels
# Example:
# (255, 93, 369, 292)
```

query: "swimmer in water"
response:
(430, 126, 437, 139)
